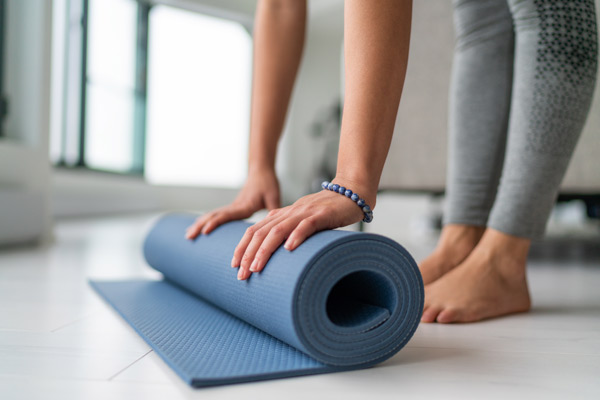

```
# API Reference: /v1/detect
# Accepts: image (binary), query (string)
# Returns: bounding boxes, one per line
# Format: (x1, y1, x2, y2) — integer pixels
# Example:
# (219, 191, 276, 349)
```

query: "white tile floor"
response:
(1, 204, 599, 399)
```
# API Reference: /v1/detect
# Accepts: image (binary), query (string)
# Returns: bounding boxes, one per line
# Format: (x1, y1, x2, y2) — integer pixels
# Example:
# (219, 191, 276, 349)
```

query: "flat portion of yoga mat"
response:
(91, 213, 423, 387)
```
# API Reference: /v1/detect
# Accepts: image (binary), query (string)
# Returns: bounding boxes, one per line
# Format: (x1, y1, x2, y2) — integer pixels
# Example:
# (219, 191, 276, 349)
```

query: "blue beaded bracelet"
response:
(321, 181, 373, 223)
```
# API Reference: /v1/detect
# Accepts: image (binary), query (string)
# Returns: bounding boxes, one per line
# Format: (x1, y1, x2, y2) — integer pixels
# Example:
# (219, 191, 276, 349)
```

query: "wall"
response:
(0, 0, 53, 244)
(52, 169, 238, 217)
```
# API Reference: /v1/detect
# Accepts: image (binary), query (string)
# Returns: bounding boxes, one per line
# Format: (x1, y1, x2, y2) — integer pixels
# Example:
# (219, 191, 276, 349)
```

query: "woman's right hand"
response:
(185, 168, 281, 239)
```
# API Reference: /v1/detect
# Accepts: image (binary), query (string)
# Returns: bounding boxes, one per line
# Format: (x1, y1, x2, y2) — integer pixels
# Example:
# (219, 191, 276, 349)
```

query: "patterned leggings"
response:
(444, 0, 598, 238)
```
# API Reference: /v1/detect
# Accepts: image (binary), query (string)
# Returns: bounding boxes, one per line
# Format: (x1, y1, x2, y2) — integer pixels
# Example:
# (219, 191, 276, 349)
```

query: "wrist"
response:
(321, 180, 375, 223)
(330, 176, 378, 209)
(248, 162, 276, 176)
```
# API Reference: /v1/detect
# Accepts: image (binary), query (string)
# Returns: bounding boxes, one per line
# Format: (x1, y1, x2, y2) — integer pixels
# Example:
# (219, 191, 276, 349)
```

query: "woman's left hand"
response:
(232, 186, 372, 280)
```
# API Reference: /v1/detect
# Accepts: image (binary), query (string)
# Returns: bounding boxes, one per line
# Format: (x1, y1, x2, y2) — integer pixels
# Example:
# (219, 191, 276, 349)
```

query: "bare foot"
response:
(421, 229, 531, 323)
(419, 224, 485, 285)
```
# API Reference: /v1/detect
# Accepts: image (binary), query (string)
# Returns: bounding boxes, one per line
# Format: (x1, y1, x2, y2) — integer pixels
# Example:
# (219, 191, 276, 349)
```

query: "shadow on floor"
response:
(528, 237, 600, 263)
(531, 303, 600, 316)
(380, 346, 471, 368)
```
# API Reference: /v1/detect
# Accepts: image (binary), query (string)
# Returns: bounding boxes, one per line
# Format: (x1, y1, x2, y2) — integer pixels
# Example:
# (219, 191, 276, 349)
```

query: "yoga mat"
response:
(91, 213, 423, 387)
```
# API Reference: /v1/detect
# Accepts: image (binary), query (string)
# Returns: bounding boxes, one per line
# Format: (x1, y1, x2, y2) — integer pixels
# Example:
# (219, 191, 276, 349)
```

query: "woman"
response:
(186, 0, 598, 323)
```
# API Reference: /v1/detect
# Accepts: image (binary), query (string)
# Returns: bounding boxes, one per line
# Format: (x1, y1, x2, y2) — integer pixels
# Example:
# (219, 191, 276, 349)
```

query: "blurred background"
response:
(1, 0, 599, 247)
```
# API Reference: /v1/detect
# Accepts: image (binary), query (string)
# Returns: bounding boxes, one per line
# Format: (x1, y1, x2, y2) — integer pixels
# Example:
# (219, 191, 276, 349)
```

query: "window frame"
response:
(0, 0, 7, 138)
(54, 0, 150, 175)
(54, 0, 252, 180)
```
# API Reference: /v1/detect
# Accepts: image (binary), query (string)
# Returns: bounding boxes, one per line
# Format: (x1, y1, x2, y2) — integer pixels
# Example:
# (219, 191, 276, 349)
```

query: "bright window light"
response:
(145, 6, 252, 187)
(85, 0, 137, 172)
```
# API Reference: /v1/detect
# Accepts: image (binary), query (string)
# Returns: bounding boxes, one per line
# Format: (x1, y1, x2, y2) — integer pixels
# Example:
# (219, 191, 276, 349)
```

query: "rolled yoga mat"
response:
(91, 213, 424, 387)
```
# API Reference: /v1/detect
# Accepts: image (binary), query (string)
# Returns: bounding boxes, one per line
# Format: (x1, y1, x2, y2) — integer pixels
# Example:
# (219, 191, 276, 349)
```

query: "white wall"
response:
(3, 0, 52, 148)
(52, 169, 238, 217)
(0, 0, 53, 244)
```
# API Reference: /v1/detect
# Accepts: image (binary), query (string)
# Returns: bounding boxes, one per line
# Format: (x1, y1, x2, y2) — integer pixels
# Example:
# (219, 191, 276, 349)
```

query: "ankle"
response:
(474, 229, 530, 278)
(438, 224, 485, 252)
(478, 229, 531, 260)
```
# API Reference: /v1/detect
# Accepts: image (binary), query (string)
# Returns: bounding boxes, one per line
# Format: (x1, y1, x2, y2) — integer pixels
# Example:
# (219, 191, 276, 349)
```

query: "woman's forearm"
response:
(335, 0, 412, 206)
(248, 0, 307, 173)
(231, 0, 413, 280)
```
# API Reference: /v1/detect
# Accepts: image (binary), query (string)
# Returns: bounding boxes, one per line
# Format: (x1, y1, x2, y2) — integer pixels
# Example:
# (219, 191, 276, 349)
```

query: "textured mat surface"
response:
(91, 213, 423, 387)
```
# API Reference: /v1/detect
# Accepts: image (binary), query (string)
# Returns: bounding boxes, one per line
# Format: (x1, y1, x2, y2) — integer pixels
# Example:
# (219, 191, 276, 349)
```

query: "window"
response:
(145, 6, 251, 187)
(51, 0, 252, 188)
(84, 0, 139, 172)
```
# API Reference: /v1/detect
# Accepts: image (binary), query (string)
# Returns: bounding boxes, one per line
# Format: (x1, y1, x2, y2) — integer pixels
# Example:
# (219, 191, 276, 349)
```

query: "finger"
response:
(201, 206, 252, 235)
(231, 215, 281, 269)
(284, 215, 328, 251)
(266, 208, 280, 218)
(250, 219, 298, 273)
(237, 220, 283, 280)
(185, 213, 214, 239)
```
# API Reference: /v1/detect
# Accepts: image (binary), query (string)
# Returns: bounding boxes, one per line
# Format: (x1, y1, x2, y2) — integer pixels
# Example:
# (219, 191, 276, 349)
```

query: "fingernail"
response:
(284, 240, 295, 250)
(231, 257, 237, 268)
(249, 259, 258, 272)
(237, 269, 244, 280)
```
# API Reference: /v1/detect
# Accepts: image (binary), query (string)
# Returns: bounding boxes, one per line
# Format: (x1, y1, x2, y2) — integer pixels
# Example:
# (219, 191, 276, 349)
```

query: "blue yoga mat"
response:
(91, 213, 423, 387)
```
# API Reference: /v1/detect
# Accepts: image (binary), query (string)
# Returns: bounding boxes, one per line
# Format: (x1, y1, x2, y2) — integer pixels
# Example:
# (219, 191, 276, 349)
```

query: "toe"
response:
(421, 306, 442, 323)
(436, 308, 459, 324)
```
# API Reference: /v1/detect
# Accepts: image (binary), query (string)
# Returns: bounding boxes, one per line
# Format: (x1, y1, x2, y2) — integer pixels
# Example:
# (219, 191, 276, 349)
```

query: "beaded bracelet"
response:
(321, 181, 374, 223)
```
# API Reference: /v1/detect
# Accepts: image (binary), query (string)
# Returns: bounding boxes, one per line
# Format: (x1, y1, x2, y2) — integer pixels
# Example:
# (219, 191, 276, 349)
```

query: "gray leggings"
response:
(444, 0, 598, 238)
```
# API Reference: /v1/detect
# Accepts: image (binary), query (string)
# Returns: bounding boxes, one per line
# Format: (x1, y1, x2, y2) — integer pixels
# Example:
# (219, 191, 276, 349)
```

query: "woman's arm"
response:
(186, 0, 307, 239)
(248, 0, 307, 174)
(233, 0, 413, 280)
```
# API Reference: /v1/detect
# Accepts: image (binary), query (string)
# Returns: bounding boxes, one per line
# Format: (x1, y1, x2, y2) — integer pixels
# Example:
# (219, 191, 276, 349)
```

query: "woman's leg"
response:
(488, 0, 598, 238)
(422, 0, 598, 323)
(420, 0, 515, 285)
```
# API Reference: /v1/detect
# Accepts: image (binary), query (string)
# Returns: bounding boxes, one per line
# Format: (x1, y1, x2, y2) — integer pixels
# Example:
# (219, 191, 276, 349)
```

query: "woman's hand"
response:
(232, 183, 374, 280)
(185, 168, 280, 239)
